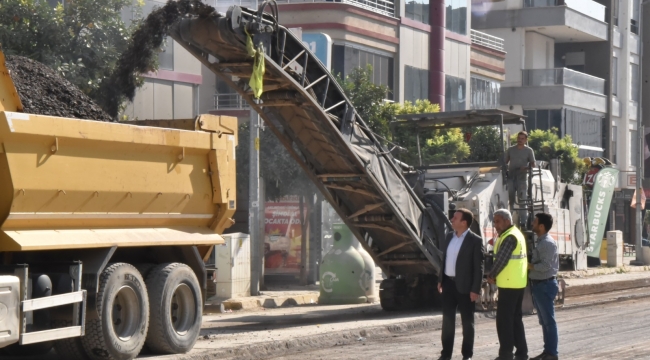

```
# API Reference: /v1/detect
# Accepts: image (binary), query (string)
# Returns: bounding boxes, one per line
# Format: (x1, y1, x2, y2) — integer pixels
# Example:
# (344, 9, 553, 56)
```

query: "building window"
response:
(405, 0, 429, 24)
(159, 36, 174, 71)
(445, 0, 467, 35)
(522, 109, 562, 132)
(612, 125, 618, 164)
(632, 0, 640, 34)
(332, 44, 394, 99)
(613, 0, 619, 26)
(631, 63, 640, 102)
(404, 66, 429, 103)
(613, 57, 618, 97)
(445, 75, 466, 111)
(631, 130, 639, 167)
(470, 76, 500, 110)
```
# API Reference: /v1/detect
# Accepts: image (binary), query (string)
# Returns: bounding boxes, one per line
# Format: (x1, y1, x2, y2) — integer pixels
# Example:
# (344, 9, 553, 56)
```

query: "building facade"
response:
(474, 0, 643, 242)
(205, 0, 505, 117)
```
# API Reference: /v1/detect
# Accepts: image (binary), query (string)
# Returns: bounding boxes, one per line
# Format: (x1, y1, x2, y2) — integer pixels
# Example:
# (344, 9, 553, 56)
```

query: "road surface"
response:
(267, 297, 650, 360)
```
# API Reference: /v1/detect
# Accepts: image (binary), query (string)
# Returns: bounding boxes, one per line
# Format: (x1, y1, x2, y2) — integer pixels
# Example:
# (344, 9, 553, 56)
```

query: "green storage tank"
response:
(319, 223, 376, 304)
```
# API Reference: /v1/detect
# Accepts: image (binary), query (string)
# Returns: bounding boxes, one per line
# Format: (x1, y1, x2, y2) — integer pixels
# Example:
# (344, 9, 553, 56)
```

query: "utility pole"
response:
(635, 0, 648, 265)
(249, 106, 261, 295)
(249, 0, 261, 296)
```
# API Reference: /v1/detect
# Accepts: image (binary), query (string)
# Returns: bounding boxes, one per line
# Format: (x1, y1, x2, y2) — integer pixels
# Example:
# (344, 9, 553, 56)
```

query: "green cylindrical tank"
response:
(353, 236, 377, 303)
(319, 223, 376, 304)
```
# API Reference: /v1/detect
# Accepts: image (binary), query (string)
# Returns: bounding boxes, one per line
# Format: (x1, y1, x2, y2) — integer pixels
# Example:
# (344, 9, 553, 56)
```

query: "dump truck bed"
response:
(0, 112, 237, 252)
(168, 7, 444, 277)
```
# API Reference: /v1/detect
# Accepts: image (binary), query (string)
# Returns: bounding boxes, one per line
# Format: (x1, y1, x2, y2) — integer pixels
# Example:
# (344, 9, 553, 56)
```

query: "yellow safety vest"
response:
(493, 225, 528, 289)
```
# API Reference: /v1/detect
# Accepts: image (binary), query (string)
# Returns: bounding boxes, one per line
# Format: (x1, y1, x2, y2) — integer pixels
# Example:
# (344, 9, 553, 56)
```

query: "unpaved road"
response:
(267, 297, 650, 360)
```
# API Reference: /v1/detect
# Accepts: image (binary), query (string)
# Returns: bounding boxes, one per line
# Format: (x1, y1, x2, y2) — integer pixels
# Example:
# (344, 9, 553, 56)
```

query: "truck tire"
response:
(379, 279, 400, 311)
(145, 263, 202, 354)
(135, 263, 156, 279)
(81, 263, 149, 360)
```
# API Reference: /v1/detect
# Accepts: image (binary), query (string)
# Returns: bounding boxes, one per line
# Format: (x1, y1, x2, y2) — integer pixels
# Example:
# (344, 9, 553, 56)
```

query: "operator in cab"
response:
(504, 131, 536, 227)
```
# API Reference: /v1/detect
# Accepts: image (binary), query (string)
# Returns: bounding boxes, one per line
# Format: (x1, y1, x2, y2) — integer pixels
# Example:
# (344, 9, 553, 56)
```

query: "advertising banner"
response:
(585, 168, 619, 257)
(264, 197, 306, 274)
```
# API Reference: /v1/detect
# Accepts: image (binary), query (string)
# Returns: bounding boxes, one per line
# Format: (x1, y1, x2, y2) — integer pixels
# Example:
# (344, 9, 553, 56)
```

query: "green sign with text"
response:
(586, 167, 619, 257)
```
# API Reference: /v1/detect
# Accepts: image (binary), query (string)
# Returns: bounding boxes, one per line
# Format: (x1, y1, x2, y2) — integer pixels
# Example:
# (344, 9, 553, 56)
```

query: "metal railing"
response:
(523, 0, 605, 21)
(211, 0, 395, 17)
(470, 30, 505, 52)
(521, 68, 605, 94)
(214, 93, 250, 110)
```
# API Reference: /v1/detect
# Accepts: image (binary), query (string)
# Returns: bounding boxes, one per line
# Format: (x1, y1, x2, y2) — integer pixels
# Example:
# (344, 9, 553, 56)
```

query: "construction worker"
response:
(505, 131, 536, 227)
(488, 209, 528, 360)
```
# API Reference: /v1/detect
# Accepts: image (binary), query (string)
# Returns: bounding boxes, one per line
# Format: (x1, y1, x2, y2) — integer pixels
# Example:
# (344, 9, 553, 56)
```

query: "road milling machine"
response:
(0, 52, 238, 359)
(157, 2, 586, 312)
(394, 111, 588, 309)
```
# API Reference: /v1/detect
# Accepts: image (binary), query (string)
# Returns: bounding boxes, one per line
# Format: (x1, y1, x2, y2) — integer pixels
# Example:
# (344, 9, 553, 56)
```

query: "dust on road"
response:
(267, 297, 650, 360)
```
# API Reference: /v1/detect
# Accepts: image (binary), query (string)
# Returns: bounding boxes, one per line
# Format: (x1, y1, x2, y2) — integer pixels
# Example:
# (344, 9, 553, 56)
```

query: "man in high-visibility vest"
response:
(487, 209, 528, 360)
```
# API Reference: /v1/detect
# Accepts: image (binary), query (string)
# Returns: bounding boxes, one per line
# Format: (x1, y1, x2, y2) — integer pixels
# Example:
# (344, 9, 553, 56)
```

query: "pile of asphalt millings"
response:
(98, 0, 215, 117)
(5, 56, 114, 122)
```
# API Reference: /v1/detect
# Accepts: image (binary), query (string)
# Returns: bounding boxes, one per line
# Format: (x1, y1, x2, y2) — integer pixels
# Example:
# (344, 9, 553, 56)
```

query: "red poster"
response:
(264, 197, 306, 274)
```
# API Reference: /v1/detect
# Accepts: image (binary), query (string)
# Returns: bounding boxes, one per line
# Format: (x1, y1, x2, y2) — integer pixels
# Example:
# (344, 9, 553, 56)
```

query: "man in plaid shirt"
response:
(488, 209, 528, 360)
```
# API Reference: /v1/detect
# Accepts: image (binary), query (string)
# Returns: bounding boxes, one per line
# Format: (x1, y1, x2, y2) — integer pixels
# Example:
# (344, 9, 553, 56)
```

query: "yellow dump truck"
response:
(0, 52, 237, 359)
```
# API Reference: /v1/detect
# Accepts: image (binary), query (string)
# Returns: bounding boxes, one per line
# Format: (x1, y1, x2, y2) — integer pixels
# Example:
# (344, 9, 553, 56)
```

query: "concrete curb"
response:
(560, 265, 650, 278)
(205, 293, 320, 313)
(158, 313, 450, 360)
(564, 277, 650, 297)
(204, 267, 650, 313)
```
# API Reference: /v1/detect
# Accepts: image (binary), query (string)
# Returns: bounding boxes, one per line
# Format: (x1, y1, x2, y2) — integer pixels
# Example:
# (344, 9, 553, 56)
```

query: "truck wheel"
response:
(379, 279, 400, 311)
(145, 263, 202, 354)
(82, 263, 149, 360)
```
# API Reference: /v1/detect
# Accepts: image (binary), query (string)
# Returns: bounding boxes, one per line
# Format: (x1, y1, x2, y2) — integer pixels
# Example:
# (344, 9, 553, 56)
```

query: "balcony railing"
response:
(521, 68, 605, 95)
(211, 0, 395, 17)
(214, 93, 250, 110)
(523, 0, 605, 22)
(470, 30, 505, 52)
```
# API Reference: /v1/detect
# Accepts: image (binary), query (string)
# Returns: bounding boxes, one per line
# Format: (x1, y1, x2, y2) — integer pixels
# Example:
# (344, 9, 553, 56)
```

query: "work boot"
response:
(514, 355, 529, 360)
(530, 353, 546, 360)
(541, 355, 558, 360)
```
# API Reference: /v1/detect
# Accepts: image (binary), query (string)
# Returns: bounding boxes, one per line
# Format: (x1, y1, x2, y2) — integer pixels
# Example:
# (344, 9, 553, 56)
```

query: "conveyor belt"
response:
(169, 4, 446, 277)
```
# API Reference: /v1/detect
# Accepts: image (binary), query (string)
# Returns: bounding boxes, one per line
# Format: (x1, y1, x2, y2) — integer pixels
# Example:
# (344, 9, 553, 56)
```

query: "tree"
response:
(463, 126, 503, 163)
(335, 65, 391, 138)
(514, 128, 587, 184)
(382, 100, 470, 165)
(336, 66, 470, 166)
(0, 0, 139, 113)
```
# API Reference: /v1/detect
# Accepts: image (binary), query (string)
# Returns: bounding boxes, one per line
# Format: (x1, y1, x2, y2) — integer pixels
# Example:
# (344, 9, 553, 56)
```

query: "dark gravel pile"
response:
(99, 0, 214, 117)
(5, 56, 114, 122)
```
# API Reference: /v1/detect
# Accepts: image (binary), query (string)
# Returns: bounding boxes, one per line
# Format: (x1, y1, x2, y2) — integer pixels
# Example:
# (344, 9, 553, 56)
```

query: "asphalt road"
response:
(268, 297, 650, 360)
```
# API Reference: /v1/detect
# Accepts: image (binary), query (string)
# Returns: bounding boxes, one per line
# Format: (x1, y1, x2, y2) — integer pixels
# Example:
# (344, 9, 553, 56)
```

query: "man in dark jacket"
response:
(437, 208, 485, 360)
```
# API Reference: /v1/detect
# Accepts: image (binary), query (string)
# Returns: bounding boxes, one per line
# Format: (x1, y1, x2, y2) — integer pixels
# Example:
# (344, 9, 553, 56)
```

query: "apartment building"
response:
(474, 0, 642, 241)
(120, 0, 206, 120)
(207, 0, 506, 115)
